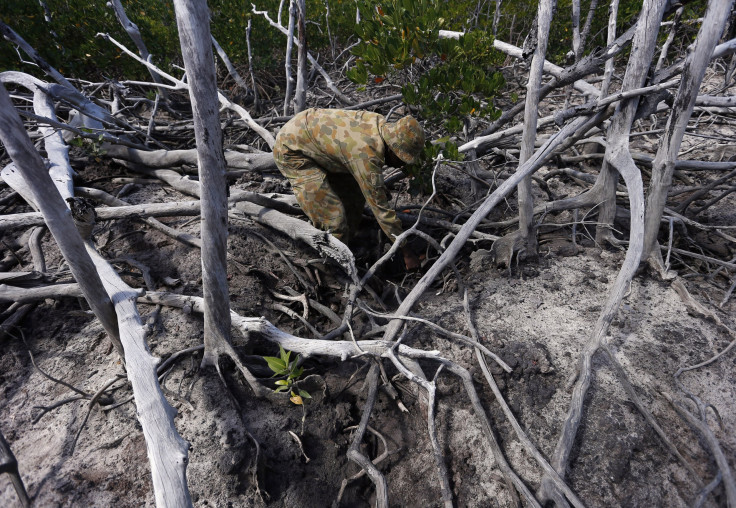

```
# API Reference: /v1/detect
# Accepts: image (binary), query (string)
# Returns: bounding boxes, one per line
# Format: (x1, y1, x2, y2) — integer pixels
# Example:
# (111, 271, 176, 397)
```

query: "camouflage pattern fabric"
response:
(273, 108, 403, 242)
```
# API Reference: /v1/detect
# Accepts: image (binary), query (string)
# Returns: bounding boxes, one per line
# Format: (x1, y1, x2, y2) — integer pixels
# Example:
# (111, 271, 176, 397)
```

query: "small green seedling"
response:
(263, 346, 311, 405)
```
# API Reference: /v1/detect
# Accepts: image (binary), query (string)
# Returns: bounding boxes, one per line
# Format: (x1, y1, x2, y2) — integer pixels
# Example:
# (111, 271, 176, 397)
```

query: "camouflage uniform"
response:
(273, 108, 423, 242)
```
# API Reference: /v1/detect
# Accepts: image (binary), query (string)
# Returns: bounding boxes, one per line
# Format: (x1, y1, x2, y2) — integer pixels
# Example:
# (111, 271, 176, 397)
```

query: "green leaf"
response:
(275, 379, 289, 386)
(275, 386, 289, 393)
(263, 356, 287, 373)
(346, 62, 368, 84)
(299, 390, 312, 399)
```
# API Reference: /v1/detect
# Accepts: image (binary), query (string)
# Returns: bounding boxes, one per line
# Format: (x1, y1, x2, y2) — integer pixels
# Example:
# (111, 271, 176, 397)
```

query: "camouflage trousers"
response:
(273, 146, 365, 242)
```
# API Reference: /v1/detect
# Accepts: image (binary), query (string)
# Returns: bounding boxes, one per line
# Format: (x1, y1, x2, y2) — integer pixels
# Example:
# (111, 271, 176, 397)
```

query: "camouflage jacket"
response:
(275, 108, 403, 242)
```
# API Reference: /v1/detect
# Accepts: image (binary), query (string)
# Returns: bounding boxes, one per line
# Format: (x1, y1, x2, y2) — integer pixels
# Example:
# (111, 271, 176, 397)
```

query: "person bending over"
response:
(273, 108, 425, 270)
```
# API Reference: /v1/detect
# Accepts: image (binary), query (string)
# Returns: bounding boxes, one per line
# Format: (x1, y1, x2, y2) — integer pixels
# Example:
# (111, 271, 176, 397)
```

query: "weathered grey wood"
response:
(2, 81, 193, 506)
(100, 33, 276, 148)
(246, 19, 259, 111)
(104, 144, 276, 170)
(108, 0, 169, 99)
(140, 291, 444, 361)
(1, 163, 38, 212)
(516, 0, 556, 256)
(173, 0, 233, 370)
(655, 37, 736, 84)
(0, 20, 75, 91)
(0, 200, 203, 230)
(539, 1, 667, 505)
(654, 5, 683, 74)
(75, 187, 202, 249)
(695, 95, 736, 107)
(283, 0, 296, 115)
(378, 109, 609, 366)
(0, 193, 296, 231)
(644, 0, 736, 262)
(439, 31, 600, 97)
(571, 0, 581, 60)
(232, 201, 359, 283)
(294, 0, 308, 113)
(211, 35, 250, 93)
(252, 5, 354, 105)
(594, 0, 622, 244)
(0, 83, 122, 356)
(0, 303, 35, 343)
(579, 0, 599, 52)
(84, 239, 193, 508)
(0, 283, 83, 302)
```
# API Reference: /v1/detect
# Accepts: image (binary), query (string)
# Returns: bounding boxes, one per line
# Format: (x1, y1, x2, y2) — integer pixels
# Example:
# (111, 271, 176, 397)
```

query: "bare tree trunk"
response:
(579, 0, 599, 52)
(252, 5, 354, 105)
(246, 19, 260, 111)
(493, 0, 502, 38)
(571, 0, 581, 61)
(211, 34, 251, 94)
(172, 0, 232, 368)
(643, 0, 735, 263)
(283, 0, 296, 116)
(0, 84, 122, 357)
(294, 0, 308, 114)
(539, 1, 667, 505)
(108, 0, 169, 100)
(594, 0, 621, 245)
(654, 5, 684, 74)
(516, 0, 556, 257)
(325, 0, 335, 57)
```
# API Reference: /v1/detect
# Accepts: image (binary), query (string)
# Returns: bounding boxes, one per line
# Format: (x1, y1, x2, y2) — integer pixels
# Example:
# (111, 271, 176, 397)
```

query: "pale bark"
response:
(246, 19, 260, 111)
(539, 1, 667, 505)
(571, 0, 581, 61)
(439, 31, 600, 97)
(493, 0, 502, 38)
(103, 144, 276, 171)
(232, 201, 360, 283)
(75, 187, 202, 249)
(516, 0, 556, 255)
(481, 23, 636, 135)
(579, 0, 599, 51)
(1, 82, 193, 507)
(0, 23, 106, 131)
(99, 33, 276, 148)
(0, 194, 295, 231)
(0, 20, 75, 91)
(211, 35, 250, 93)
(643, 0, 735, 262)
(283, 0, 296, 115)
(654, 5, 684, 74)
(0, 201, 203, 231)
(252, 5, 355, 105)
(84, 241, 193, 508)
(594, 0, 621, 244)
(108, 0, 169, 99)
(294, 0, 308, 114)
(0, 84, 121, 357)
(173, 0, 233, 368)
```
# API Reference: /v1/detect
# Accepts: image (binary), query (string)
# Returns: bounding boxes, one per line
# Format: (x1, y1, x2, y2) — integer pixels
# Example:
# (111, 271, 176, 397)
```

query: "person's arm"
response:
(349, 158, 420, 270)
(348, 157, 404, 242)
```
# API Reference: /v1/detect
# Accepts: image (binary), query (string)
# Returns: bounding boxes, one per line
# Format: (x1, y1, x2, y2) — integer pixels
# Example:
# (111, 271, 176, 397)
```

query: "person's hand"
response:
(402, 244, 421, 271)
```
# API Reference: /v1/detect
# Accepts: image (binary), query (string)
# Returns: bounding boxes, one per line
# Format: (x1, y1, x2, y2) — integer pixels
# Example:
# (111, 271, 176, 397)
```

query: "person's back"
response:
(273, 108, 424, 269)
